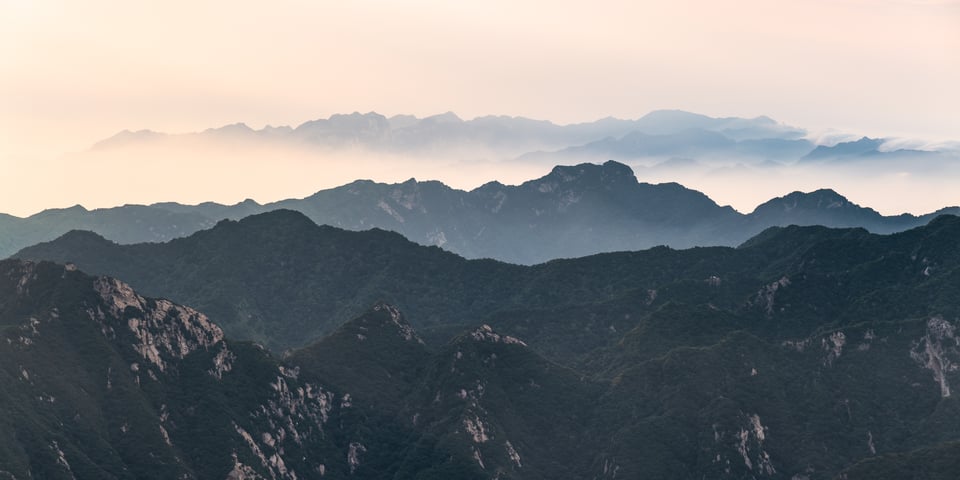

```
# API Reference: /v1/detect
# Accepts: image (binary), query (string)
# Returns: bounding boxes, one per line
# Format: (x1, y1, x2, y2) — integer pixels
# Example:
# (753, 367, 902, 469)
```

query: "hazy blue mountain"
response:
(3, 161, 956, 264)
(747, 188, 960, 234)
(90, 109, 822, 167)
(803, 136, 885, 159)
(294, 112, 393, 146)
(91, 129, 167, 149)
(90, 110, 807, 157)
(800, 136, 947, 166)
(629, 109, 807, 139)
(0, 204, 222, 260)
(8, 215, 960, 478)
(518, 128, 816, 164)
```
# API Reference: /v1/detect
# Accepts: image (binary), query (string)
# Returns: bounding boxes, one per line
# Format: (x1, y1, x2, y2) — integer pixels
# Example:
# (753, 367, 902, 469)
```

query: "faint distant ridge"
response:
(88, 109, 957, 173)
(89, 109, 811, 159)
(2, 161, 957, 264)
(801, 135, 945, 163)
(92, 128, 167, 149)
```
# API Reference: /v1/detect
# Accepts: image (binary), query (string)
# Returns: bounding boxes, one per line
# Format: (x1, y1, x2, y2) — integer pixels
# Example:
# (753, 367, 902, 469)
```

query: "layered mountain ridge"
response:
(0, 259, 356, 479)
(6, 211, 960, 478)
(92, 110, 809, 155)
(2, 161, 956, 264)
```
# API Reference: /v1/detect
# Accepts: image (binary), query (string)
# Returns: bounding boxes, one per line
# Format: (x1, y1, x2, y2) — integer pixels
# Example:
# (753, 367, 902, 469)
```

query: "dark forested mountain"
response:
(2, 161, 956, 264)
(0, 258, 597, 479)
(13, 209, 960, 354)
(6, 213, 960, 479)
(0, 259, 409, 479)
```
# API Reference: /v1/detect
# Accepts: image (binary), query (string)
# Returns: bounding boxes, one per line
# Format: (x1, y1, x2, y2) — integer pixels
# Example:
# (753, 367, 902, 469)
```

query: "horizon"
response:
(3, 157, 957, 220)
(3, 0, 958, 217)
(95, 108, 954, 150)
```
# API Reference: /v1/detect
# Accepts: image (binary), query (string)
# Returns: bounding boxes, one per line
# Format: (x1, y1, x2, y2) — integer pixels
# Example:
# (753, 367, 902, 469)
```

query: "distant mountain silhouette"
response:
(91, 110, 811, 159)
(94, 110, 953, 166)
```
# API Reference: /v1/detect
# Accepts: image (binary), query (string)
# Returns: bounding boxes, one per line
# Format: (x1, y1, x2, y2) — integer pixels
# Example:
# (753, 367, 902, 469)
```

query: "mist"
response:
(8, 138, 549, 217)
(633, 158, 960, 216)
(7, 130, 957, 219)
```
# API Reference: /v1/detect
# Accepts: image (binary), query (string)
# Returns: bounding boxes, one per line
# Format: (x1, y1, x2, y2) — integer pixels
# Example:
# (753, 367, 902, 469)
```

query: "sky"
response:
(1, 0, 959, 216)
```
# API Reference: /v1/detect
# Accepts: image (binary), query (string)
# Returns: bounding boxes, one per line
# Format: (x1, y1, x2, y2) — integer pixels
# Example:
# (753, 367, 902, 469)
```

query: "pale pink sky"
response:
(1, 0, 958, 216)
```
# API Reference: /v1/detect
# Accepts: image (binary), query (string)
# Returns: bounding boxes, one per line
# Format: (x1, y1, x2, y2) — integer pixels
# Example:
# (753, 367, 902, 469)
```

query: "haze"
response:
(2, 0, 958, 217)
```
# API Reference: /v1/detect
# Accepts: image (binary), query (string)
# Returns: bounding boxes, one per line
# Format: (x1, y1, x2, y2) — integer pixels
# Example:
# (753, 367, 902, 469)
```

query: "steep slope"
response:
(288, 217, 960, 479)
(0, 259, 371, 479)
(0, 266, 618, 480)
(289, 302, 431, 411)
(403, 325, 601, 479)
(8, 215, 960, 478)
(3, 260, 547, 479)
(292, 314, 604, 480)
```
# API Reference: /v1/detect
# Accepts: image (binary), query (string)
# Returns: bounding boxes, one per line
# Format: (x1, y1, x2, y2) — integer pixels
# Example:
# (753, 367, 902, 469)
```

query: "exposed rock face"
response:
(469, 324, 527, 346)
(7, 212, 960, 479)
(911, 316, 960, 398)
(0, 260, 368, 480)
(753, 276, 790, 317)
(93, 276, 224, 373)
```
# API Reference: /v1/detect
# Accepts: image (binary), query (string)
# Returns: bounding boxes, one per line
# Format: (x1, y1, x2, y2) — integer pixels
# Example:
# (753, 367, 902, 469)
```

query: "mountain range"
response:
(89, 109, 959, 171)
(92, 110, 810, 159)
(3, 109, 959, 478)
(2, 161, 957, 265)
(5, 211, 960, 478)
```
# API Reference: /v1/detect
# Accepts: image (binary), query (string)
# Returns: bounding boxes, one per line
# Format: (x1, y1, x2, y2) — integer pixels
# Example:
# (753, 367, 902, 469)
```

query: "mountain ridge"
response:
(14, 206, 960, 353)
(8, 212, 960, 478)
(3, 161, 956, 264)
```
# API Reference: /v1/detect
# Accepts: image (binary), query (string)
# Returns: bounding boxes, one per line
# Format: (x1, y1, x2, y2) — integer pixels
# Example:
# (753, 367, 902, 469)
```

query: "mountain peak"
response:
(542, 160, 637, 186)
(638, 109, 712, 123)
(370, 302, 423, 343)
(791, 188, 847, 205)
(295, 111, 390, 135)
(233, 209, 316, 229)
(206, 122, 253, 134)
(306, 301, 425, 347)
(92, 129, 166, 149)
(758, 189, 853, 212)
(747, 188, 884, 227)
(802, 136, 885, 160)
(29, 204, 89, 219)
(423, 111, 463, 124)
(601, 159, 635, 175)
(467, 324, 527, 347)
(57, 229, 113, 244)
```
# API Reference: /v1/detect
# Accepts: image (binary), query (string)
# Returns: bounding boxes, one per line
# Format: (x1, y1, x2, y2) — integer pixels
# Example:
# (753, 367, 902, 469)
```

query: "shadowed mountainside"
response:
(6, 213, 960, 478)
